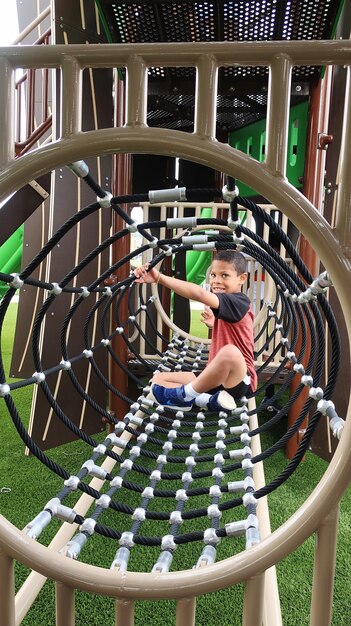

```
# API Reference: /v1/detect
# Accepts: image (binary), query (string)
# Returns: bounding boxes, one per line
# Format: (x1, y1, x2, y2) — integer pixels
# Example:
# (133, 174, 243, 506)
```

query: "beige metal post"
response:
(265, 54, 292, 178)
(126, 56, 148, 127)
(55, 582, 75, 626)
(243, 573, 265, 626)
(176, 597, 197, 626)
(0, 547, 15, 626)
(195, 55, 218, 139)
(249, 398, 283, 626)
(61, 57, 82, 138)
(0, 56, 15, 169)
(310, 505, 340, 626)
(115, 598, 135, 626)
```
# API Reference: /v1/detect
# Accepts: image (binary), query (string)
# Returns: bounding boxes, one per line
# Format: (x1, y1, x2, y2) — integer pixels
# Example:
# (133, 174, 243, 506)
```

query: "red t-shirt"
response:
(209, 292, 257, 392)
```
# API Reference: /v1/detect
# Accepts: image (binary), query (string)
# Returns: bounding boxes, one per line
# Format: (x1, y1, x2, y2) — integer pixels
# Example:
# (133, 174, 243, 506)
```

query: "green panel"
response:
(229, 101, 309, 197)
(0, 226, 23, 298)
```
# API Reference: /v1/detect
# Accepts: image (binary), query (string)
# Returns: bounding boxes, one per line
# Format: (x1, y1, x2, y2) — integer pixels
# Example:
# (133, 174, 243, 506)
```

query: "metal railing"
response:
(13, 6, 52, 157)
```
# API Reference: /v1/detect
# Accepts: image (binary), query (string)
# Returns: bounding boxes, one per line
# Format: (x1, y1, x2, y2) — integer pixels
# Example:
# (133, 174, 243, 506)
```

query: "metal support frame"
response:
(0, 38, 350, 626)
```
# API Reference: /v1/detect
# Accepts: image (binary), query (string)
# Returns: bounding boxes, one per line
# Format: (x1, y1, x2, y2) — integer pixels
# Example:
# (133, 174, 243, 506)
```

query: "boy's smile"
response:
(209, 260, 247, 294)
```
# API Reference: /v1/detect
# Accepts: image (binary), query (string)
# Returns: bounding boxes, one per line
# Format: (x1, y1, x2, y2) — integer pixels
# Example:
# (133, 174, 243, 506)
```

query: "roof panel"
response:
(101, 0, 345, 132)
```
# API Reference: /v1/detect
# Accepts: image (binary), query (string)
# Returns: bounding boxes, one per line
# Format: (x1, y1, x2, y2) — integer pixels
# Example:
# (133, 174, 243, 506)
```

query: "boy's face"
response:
(209, 260, 247, 294)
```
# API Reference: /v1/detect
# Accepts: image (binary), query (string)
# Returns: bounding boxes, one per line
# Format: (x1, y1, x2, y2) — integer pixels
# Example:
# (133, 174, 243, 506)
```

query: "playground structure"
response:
(0, 6, 351, 626)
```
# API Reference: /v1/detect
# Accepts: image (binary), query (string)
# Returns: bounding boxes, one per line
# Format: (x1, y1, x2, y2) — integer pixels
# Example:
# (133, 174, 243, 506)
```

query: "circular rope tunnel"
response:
(0, 171, 344, 579)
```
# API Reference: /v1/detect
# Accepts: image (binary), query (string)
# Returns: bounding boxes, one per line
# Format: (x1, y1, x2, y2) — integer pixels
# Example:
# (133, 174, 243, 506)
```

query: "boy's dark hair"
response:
(213, 250, 247, 275)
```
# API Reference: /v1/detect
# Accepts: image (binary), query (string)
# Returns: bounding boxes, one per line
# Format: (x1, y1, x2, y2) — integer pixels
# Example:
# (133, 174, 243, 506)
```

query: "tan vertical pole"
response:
(0, 56, 15, 170)
(310, 505, 340, 626)
(194, 55, 218, 139)
(265, 54, 292, 177)
(176, 597, 196, 626)
(335, 65, 351, 250)
(242, 573, 265, 626)
(249, 398, 283, 626)
(109, 75, 132, 420)
(61, 56, 82, 138)
(55, 582, 75, 626)
(0, 546, 15, 626)
(125, 55, 148, 127)
(115, 598, 135, 626)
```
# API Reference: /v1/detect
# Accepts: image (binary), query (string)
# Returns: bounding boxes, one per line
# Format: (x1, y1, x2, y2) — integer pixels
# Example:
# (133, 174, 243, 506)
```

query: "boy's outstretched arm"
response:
(134, 263, 219, 308)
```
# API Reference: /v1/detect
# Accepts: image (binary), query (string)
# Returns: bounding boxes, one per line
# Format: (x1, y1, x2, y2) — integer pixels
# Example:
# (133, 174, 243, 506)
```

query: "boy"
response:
(134, 250, 257, 412)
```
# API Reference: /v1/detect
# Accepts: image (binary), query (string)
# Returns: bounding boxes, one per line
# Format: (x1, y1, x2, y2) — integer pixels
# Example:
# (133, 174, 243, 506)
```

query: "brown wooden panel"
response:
(11, 1, 115, 451)
(0, 174, 51, 246)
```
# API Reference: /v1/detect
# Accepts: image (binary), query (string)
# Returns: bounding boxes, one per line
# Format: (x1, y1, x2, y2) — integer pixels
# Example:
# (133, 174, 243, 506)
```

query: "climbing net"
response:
(0, 166, 344, 574)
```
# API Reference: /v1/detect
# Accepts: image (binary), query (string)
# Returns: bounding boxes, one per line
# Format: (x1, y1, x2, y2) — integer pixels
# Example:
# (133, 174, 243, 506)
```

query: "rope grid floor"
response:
(0, 175, 344, 574)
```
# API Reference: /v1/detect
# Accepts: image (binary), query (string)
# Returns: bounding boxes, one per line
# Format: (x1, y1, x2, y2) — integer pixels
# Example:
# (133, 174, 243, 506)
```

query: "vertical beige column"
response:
(176, 596, 196, 626)
(125, 56, 148, 127)
(265, 54, 292, 178)
(194, 55, 218, 139)
(242, 573, 265, 626)
(0, 546, 15, 626)
(0, 56, 15, 170)
(310, 505, 340, 626)
(61, 56, 82, 138)
(55, 582, 75, 626)
(249, 398, 283, 626)
(115, 598, 135, 626)
(335, 65, 351, 250)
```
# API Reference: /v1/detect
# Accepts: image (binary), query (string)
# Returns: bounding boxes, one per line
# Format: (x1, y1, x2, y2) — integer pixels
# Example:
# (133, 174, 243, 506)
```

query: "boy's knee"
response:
(152, 372, 164, 384)
(219, 345, 241, 361)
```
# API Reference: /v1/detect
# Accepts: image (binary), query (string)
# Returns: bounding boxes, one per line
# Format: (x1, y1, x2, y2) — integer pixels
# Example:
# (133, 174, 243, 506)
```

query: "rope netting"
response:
(0, 169, 344, 574)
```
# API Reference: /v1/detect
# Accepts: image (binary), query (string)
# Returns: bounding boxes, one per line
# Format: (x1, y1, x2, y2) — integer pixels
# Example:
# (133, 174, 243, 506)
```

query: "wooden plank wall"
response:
(11, 0, 113, 450)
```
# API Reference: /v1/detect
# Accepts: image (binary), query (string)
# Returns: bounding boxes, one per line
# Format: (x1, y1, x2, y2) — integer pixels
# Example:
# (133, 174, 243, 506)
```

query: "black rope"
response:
(0, 184, 342, 559)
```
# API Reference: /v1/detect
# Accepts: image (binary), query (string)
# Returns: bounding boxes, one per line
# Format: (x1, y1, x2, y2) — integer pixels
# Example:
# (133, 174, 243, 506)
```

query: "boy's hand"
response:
(134, 263, 159, 284)
(201, 306, 215, 328)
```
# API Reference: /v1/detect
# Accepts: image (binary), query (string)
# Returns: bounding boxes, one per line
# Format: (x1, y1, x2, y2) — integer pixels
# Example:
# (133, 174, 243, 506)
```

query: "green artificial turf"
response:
(0, 302, 350, 625)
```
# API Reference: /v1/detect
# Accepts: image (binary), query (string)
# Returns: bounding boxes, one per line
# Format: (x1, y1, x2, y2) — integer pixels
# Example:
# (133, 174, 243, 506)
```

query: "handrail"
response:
(11, 5, 50, 45)
(15, 115, 52, 156)
(14, 31, 52, 152)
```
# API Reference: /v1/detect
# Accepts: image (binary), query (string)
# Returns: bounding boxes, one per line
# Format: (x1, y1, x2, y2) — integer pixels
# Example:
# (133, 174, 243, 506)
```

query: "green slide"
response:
(0, 227, 23, 299)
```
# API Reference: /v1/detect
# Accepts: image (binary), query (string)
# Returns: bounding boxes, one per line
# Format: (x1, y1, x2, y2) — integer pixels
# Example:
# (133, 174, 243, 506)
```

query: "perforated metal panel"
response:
(100, 0, 345, 132)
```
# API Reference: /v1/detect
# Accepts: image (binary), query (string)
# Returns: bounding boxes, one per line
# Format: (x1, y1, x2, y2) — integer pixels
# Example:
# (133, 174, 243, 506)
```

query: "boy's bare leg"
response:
(191, 345, 247, 393)
(152, 345, 247, 394)
(149, 346, 246, 411)
(151, 371, 196, 388)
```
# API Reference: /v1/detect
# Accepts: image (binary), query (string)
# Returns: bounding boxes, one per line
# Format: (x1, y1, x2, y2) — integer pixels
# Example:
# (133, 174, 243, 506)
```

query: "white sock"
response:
(194, 393, 212, 407)
(183, 383, 199, 400)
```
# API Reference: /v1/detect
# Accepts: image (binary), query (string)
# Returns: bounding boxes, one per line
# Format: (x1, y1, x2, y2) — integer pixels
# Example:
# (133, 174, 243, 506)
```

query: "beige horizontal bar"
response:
(0, 40, 350, 70)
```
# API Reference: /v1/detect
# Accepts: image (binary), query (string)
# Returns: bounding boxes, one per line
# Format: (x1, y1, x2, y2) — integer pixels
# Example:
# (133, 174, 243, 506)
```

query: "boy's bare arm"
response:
(134, 264, 219, 308)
